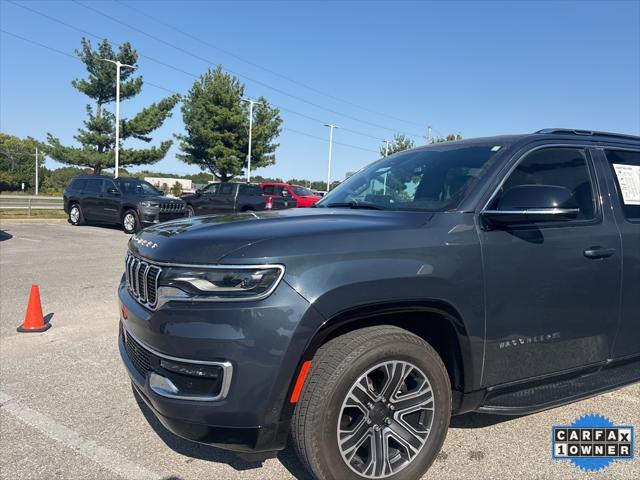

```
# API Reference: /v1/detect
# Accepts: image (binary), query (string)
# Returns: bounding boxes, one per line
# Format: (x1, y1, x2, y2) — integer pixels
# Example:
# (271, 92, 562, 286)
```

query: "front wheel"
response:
(292, 326, 451, 480)
(186, 205, 195, 217)
(68, 204, 83, 226)
(122, 210, 140, 234)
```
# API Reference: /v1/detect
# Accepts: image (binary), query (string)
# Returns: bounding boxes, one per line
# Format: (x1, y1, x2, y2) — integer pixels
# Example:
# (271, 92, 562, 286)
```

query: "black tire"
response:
(292, 326, 451, 480)
(68, 203, 84, 226)
(122, 209, 140, 234)
(186, 205, 195, 217)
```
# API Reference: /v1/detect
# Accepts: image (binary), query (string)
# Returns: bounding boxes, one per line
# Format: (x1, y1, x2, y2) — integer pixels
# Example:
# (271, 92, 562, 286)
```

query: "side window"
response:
(218, 184, 234, 195)
(490, 147, 596, 220)
(263, 185, 274, 195)
(84, 179, 103, 193)
(202, 183, 218, 195)
(103, 180, 117, 193)
(605, 149, 640, 220)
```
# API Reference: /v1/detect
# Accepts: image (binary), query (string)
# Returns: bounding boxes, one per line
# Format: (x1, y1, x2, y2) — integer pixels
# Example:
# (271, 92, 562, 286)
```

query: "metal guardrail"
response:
(0, 195, 64, 216)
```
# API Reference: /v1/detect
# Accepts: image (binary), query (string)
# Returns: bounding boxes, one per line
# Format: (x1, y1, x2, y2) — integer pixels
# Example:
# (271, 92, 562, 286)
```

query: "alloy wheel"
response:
(337, 360, 434, 479)
(70, 206, 80, 223)
(124, 213, 136, 232)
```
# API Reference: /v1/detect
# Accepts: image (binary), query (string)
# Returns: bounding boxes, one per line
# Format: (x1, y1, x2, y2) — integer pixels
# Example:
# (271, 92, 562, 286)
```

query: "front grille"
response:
(125, 254, 161, 308)
(123, 329, 152, 376)
(160, 202, 184, 213)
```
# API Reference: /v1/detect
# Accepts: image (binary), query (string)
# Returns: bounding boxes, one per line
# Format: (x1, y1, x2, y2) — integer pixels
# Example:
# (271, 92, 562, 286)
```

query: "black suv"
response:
(181, 182, 296, 216)
(118, 130, 640, 480)
(64, 175, 187, 233)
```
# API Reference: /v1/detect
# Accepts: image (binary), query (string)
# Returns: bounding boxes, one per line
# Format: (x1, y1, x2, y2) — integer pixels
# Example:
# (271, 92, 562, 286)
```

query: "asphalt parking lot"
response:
(0, 220, 639, 480)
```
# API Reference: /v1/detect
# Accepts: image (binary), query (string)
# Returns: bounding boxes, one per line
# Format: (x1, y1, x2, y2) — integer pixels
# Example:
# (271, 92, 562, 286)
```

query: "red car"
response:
(260, 182, 322, 208)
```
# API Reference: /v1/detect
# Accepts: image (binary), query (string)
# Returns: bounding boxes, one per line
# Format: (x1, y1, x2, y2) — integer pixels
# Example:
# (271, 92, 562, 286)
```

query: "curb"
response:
(0, 218, 68, 224)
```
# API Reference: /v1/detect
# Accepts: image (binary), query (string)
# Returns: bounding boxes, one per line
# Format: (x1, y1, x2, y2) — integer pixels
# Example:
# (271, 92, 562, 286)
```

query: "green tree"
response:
(45, 38, 180, 174)
(40, 166, 87, 194)
(432, 133, 463, 143)
(0, 134, 42, 192)
(379, 133, 415, 157)
(170, 181, 183, 197)
(177, 67, 282, 182)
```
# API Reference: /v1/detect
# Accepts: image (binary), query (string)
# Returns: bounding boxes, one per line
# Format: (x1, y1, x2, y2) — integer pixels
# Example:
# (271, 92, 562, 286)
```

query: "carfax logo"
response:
(552, 414, 634, 472)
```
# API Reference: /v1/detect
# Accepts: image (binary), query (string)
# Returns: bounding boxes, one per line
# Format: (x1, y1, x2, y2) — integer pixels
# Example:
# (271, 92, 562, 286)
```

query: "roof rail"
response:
(535, 128, 640, 141)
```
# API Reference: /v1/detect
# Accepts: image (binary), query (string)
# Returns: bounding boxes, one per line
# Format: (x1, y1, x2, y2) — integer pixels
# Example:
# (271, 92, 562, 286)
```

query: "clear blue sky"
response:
(1, 0, 639, 182)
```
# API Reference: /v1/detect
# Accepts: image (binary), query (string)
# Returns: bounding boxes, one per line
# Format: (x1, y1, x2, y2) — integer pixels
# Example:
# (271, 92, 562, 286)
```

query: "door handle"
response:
(583, 247, 616, 259)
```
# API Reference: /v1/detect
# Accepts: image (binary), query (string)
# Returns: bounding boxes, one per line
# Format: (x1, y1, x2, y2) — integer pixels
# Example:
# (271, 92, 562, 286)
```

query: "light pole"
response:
(241, 98, 264, 183)
(427, 125, 432, 144)
(34, 147, 42, 196)
(324, 123, 339, 192)
(383, 139, 390, 156)
(100, 59, 136, 178)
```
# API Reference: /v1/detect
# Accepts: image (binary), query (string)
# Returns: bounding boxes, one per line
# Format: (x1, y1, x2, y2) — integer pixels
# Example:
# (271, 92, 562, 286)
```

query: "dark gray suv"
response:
(118, 129, 640, 480)
(64, 175, 187, 233)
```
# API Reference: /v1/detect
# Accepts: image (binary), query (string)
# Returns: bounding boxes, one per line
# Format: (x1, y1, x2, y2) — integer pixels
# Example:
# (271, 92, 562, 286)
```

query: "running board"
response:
(479, 357, 640, 415)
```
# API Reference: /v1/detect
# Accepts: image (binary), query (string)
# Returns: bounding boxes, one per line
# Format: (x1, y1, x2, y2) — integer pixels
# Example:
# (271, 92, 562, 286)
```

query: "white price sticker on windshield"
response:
(613, 163, 640, 205)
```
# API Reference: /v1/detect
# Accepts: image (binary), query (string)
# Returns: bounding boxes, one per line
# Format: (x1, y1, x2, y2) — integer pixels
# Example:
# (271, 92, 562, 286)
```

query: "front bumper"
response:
(117, 278, 323, 454)
(139, 208, 187, 226)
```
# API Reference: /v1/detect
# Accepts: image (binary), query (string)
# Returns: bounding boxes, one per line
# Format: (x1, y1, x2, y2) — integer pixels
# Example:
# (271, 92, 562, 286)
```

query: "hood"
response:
(128, 208, 432, 264)
(127, 193, 185, 205)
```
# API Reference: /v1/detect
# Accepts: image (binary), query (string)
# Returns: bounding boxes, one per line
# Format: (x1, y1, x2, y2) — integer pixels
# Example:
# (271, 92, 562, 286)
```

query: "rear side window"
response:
(605, 149, 640, 220)
(84, 179, 103, 193)
(262, 185, 275, 195)
(69, 178, 87, 191)
(490, 147, 597, 220)
(239, 184, 263, 196)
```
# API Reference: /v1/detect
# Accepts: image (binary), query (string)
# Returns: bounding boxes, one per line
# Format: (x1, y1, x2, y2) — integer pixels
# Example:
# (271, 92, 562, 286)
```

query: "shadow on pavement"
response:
(131, 385, 313, 478)
(0, 230, 13, 241)
(278, 445, 315, 480)
(450, 411, 526, 429)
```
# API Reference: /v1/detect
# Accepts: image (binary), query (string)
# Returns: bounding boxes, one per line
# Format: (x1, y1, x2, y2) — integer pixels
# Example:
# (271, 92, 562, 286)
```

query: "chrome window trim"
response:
(482, 208, 580, 216)
(479, 143, 603, 218)
(123, 324, 233, 401)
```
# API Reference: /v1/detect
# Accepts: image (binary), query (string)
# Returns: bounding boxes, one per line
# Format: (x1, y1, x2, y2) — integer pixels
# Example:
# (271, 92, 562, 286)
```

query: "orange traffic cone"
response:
(17, 285, 51, 333)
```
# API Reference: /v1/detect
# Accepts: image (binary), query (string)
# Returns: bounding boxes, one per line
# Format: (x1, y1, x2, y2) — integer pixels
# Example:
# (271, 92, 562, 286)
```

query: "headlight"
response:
(140, 201, 160, 208)
(159, 265, 284, 302)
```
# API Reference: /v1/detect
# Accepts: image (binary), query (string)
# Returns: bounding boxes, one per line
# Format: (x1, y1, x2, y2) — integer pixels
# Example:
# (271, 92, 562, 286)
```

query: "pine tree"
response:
(177, 67, 282, 182)
(45, 38, 180, 174)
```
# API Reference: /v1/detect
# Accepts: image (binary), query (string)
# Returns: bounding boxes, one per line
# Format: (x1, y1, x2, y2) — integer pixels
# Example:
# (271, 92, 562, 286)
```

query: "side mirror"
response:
(107, 187, 120, 195)
(481, 184, 580, 228)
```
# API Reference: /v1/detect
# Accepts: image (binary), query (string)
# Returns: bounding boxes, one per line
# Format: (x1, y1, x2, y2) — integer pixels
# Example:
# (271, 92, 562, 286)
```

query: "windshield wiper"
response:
(325, 201, 386, 210)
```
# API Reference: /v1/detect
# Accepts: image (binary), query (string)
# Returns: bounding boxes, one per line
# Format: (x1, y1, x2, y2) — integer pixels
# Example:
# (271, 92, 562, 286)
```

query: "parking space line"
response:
(0, 391, 160, 480)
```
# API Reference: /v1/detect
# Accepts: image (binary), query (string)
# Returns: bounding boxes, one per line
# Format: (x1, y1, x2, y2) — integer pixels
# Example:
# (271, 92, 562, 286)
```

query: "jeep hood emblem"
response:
(132, 235, 158, 249)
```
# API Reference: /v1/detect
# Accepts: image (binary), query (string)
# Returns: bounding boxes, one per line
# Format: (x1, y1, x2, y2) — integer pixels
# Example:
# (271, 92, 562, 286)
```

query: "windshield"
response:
(316, 143, 504, 211)
(116, 179, 161, 195)
(292, 186, 314, 196)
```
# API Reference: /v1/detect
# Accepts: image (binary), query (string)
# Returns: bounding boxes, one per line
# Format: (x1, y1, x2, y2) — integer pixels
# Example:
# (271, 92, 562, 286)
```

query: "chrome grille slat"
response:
(134, 261, 142, 297)
(142, 264, 150, 302)
(125, 253, 161, 309)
